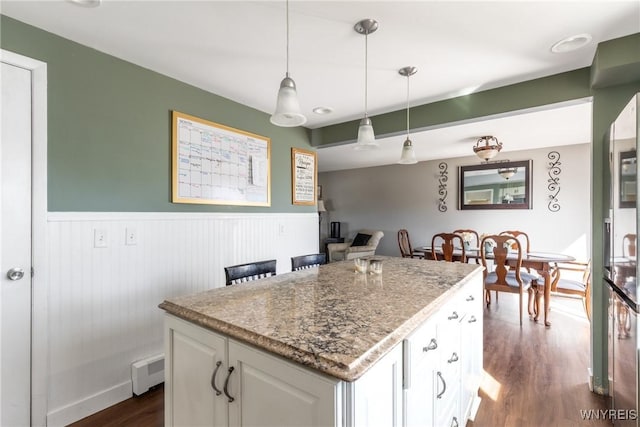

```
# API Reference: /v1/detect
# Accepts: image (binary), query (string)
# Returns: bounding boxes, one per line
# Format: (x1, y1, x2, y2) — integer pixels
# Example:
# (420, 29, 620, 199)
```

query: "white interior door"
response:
(1, 61, 33, 426)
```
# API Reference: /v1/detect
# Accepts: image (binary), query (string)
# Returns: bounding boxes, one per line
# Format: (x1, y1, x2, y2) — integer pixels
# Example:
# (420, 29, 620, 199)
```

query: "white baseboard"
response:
(46, 381, 132, 427)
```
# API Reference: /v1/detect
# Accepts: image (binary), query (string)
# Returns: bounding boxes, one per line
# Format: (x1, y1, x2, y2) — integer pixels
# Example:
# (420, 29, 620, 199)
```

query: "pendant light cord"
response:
(364, 32, 368, 118)
(406, 74, 410, 137)
(285, 0, 290, 77)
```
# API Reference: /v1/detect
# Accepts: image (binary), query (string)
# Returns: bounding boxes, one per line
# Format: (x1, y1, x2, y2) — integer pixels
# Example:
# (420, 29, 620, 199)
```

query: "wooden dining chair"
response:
(548, 259, 592, 320)
(431, 233, 466, 263)
(453, 229, 480, 263)
(499, 230, 530, 254)
(291, 253, 326, 271)
(224, 259, 276, 286)
(480, 234, 537, 325)
(397, 229, 424, 259)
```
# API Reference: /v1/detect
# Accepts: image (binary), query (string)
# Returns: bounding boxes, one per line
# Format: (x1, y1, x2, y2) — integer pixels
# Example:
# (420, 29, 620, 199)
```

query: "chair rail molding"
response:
(438, 162, 448, 212)
(547, 150, 561, 212)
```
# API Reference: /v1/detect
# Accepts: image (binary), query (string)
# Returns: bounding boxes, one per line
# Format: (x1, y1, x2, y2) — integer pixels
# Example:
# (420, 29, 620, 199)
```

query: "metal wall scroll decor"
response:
(547, 151, 561, 212)
(438, 162, 448, 212)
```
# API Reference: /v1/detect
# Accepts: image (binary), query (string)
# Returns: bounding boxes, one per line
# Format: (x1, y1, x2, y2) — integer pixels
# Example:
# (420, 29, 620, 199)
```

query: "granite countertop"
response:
(159, 256, 482, 381)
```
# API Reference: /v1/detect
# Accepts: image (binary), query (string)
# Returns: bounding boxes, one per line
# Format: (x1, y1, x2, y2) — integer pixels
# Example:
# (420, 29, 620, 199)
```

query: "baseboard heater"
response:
(131, 353, 164, 396)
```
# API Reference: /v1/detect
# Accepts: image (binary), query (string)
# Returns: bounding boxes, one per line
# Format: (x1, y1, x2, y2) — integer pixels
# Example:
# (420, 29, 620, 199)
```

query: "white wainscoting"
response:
(45, 212, 318, 426)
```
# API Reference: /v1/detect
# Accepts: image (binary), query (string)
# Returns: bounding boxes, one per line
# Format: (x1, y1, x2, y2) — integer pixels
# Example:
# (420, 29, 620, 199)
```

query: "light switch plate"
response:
(94, 228, 107, 248)
(125, 227, 137, 246)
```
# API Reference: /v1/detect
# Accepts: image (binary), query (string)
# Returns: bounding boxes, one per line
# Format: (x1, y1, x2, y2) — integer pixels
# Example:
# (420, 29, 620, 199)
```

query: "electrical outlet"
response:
(125, 227, 137, 246)
(94, 228, 108, 248)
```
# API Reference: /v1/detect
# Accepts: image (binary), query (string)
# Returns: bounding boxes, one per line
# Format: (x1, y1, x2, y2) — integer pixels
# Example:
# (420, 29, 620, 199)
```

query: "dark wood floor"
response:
(470, 293, 610, 427)
(69, 294, 609, 427)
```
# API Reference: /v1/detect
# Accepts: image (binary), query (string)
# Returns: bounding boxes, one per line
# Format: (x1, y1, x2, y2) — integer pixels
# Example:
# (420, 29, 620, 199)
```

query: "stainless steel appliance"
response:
(606, 93, 639, 427)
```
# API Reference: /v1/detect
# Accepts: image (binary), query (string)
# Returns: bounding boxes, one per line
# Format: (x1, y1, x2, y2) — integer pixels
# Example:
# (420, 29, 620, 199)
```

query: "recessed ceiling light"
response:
(313, 107, 333, 115)
(551, 33, 592, 53)
(68, 0, 101, 7)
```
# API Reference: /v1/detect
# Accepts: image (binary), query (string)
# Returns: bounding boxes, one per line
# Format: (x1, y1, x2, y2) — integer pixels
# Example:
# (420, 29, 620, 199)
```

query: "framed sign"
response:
(291, 148, 317, 205)
(172, 111, 271, 206)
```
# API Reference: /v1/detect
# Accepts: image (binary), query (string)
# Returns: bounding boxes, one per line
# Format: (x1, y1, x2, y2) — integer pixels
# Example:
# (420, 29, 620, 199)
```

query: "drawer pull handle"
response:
(448, 311, 459, 320)
(451, 416, 459, 427)
(468, 315, 477, 323)
(436, 371, 446, 399)
(223, 366, 235, 402)
(447, 352, 459, 364)
(211, 361, 222, 396)
(423, 338, 438, 352)
(466, 295, 474, 301)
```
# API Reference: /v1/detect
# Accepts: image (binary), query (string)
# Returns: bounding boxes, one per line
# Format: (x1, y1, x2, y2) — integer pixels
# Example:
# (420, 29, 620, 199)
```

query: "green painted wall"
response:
(1, 15, 314, 212)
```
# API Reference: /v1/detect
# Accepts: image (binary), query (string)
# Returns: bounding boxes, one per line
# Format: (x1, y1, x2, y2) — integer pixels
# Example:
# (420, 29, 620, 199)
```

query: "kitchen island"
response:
(160, 256, 483, 427)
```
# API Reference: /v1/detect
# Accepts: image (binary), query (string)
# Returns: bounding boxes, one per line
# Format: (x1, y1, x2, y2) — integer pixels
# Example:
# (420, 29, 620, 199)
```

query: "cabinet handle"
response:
(211, 361, 222, 396)
(451, 416, 459, 427)
(468, 315, 477, 323)
(448, 311, 459, 320)
(466, 295, 474, 301)
(223, 366, 235, 403)
(436, 371, 447, 399)
(422, 338, 438, 352)
(447, 352, 459, 364)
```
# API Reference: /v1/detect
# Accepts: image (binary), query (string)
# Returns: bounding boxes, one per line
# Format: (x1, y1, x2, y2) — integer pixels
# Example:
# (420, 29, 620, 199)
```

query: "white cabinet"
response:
(404, 279, 483, 427)
(349, 344, 403, 427)
(164, 315, 341, 427)
(227, 340, 340, 427)
(164, 272, 483, 427)
(165, 315, 228, 427)
(460, 289, 483, 421)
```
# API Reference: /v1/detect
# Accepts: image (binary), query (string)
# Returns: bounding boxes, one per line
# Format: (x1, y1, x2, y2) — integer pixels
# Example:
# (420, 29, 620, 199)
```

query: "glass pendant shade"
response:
(271, 76, 306, 127)
(398, 138, 417, 164)
(354, 117, 378, 150)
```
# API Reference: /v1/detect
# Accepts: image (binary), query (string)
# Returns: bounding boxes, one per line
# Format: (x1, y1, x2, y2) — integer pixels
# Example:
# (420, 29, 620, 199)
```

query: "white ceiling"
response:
(2, 0, 638, 171)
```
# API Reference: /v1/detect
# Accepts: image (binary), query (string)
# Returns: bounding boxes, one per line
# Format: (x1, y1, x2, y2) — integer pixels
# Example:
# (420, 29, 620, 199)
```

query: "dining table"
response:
(416, 246, 575, 327)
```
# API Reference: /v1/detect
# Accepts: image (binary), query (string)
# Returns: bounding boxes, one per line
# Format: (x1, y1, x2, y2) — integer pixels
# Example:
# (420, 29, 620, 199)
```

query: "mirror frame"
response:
(458, 160, 533, 210)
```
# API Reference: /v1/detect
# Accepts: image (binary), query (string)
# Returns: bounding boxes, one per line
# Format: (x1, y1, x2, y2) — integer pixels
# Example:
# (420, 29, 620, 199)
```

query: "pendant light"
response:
(473, 135, 503, 161)
(398, 66, 418, 164)
(353, 19, 379, 150)
(498, 166, 518, 180)
(270, 0, 306, 127)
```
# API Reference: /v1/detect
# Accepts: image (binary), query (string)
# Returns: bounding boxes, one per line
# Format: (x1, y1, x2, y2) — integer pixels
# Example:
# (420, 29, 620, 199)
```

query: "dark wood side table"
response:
(324, 237, 345, 255)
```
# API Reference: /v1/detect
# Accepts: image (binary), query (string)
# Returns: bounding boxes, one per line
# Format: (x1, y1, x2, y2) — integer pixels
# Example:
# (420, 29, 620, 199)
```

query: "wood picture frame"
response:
(171, 111, 271, 206)
(291, 148, 317, 205)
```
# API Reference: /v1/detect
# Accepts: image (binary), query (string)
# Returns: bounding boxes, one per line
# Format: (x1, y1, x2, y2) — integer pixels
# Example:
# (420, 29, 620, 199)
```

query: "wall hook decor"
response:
(438, 162, 448, 212)
(547, 151, 561, 212)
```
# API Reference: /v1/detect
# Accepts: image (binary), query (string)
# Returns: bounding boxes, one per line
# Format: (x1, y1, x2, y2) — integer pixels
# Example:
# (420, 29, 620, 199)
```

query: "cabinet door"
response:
(460, 284, 483, 421)
(351, 344, 403, 427)
(228, 340, 341, 427)
(404, 317, 438, 427)
(165, 315, 228, 427)
(434, 301, 462, 427)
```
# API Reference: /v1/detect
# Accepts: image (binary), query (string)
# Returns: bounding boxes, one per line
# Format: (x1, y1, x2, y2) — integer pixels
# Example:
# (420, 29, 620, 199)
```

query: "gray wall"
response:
(319, 143, 591, 261)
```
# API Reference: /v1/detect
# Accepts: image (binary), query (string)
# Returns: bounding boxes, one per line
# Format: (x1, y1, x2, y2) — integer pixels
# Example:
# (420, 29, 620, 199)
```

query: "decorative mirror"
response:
(458, 160, 533, 210)
(619, 150, 637, 208)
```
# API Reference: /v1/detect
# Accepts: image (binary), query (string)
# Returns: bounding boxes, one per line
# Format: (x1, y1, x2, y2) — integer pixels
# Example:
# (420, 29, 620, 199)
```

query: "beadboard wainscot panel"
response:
(45, 212, 318, 426)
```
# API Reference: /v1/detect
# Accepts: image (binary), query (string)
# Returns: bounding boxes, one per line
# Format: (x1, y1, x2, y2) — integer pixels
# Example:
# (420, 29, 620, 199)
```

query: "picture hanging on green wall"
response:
(171, 111, 271, 206)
